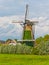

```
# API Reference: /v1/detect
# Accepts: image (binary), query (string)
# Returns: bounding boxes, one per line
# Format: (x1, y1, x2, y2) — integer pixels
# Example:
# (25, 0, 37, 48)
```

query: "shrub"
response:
(0, 44, 32, 54)
(33, 41, 49, 55)
(1, 40, 49, 55)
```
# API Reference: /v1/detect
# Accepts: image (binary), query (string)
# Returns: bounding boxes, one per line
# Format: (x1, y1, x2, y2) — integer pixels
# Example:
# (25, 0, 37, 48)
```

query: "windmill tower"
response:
(12, 4, 38, 46)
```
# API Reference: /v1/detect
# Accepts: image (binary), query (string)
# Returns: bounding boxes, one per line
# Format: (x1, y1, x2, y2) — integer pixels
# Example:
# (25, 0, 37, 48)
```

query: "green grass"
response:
(0, 54, 49, 65)
(23, 30, 32, 40)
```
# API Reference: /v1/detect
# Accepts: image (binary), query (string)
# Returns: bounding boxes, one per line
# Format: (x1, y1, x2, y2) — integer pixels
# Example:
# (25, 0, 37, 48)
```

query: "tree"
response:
(44, 34, 49, 41)
(36, 37, 44, 44)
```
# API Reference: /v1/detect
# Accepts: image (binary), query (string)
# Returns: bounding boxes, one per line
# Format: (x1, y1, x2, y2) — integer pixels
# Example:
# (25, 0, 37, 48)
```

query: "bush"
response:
(33, 41, 49, 55)
(0, 44, 32, 54)
(1, 40, 49, 55)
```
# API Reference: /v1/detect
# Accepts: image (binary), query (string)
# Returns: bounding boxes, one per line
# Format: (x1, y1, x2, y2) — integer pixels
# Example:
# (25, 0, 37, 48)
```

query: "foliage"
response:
(0, 40, 49, 55)
(0, 34, 49, 55)
(0, 44, 32, 54)
(34, 34, 49, 55)
(36, 37, 44, 44)
(44, 34, 49, 41)
(33, 41, 49, 55)
(36, 34, 49, 44)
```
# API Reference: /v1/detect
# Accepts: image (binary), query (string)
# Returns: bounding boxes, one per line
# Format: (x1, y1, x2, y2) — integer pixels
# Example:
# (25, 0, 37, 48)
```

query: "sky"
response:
(0, 0, 49, 40)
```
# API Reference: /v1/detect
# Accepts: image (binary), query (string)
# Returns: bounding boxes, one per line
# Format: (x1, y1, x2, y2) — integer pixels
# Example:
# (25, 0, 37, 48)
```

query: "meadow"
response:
(0, 54, 49, 65)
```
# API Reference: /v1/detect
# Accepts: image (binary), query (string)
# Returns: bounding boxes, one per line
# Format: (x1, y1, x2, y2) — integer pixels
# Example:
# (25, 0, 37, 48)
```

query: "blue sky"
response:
(0, 0, 49, 40)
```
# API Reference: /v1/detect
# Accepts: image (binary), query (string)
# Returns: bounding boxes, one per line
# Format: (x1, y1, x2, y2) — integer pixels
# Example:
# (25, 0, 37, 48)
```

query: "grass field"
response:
(0, 54, 49, 65)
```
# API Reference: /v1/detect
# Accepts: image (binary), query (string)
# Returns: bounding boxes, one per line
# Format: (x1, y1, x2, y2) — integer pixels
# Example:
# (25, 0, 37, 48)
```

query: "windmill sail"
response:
(25, 4, 29, 23)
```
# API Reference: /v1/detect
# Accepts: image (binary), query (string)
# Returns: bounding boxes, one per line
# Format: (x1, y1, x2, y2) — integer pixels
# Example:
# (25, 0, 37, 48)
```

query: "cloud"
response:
(0, 16, 49, 40)
(31, 16, 49, 38)
(0, 15, 23, 40)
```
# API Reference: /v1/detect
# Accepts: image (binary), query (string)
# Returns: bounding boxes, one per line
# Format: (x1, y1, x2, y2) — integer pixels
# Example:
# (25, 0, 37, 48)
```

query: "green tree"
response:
(44, 34, 49, 41)
(36, 37, 44, 44)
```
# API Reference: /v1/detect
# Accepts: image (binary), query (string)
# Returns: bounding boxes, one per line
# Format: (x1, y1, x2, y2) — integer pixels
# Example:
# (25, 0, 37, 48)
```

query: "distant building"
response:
(6, 39, 21, 45)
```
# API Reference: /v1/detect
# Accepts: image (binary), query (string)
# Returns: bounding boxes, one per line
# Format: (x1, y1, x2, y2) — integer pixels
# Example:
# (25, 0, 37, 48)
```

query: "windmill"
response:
(12, 4, 38, 46)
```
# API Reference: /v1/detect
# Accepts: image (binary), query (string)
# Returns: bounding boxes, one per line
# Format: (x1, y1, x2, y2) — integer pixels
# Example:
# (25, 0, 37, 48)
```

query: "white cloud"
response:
(31, 16, 49, 38)
(0, 16, 49, 40)
(0, 15, 24, 40)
